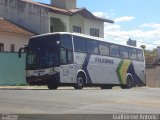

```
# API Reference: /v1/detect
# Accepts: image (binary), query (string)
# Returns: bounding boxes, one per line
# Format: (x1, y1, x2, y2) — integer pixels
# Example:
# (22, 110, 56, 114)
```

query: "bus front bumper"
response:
(26, 73, 60, 85)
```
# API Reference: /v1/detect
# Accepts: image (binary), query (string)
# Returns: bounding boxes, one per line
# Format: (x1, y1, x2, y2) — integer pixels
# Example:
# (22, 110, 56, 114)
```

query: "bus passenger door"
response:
(59, 47, 75, 83)
(60, 64, 76, 83)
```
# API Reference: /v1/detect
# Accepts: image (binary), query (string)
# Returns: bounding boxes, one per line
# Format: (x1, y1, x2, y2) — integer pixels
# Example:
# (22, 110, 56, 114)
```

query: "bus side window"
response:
(98, 42, 110, 56)
(68, 50, 73, 64)
(60, 48, 67, 64)
(60, 48, 73, 65)
(60, 35, 73, 65)
(129, 48, 137, 60)
(120, 46, 129, 59)
(73, 36, 87, 52)
(137, 49, 144, 61)
(86, 39, 99, 54)
(61, 35, 73, 50)
(110, 44, 120, 57)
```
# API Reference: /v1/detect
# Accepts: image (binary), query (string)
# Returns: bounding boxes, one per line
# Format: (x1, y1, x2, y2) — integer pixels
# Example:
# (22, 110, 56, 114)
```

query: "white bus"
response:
(19, 32, 145, 89)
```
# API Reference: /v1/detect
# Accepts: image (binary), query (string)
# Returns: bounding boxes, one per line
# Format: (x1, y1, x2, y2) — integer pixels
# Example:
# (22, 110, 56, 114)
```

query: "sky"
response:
(33, 0, 160, 49)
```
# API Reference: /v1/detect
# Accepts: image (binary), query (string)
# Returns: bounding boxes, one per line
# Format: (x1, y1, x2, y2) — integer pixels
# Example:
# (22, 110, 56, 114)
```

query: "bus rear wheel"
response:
(126, 76, 133, 88)
(47, 80, 59, 90)
(74, 74, 85, 90)
(121, 76, 133, 89)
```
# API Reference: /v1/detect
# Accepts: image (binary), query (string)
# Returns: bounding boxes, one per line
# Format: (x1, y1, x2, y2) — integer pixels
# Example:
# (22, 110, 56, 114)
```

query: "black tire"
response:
(74, 74, 85, 89)
(121, 76, 133, 89)
(47, 80, 59, 90)
(126, 76, 133, 88)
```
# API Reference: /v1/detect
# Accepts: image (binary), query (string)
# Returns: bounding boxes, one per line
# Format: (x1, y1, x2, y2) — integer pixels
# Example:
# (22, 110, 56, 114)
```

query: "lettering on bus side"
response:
(95, 58, 114, 64)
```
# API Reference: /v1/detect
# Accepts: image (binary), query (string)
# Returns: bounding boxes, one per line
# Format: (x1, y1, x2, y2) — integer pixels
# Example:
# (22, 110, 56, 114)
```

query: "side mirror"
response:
(18, 46, 27, 58)
(18, 48, 23, 58)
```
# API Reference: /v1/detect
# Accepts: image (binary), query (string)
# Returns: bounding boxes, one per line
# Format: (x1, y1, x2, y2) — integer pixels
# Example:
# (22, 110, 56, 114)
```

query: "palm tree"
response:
(140, 45, 146, 51)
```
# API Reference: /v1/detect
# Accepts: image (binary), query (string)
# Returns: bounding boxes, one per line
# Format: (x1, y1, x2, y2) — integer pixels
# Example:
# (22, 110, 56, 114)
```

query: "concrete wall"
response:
(69, 14, 84, 33)
(0, 0, 105, 37)
(51, 0, 76, 10)
(0, 32, 30, 52)
(146, 66, 160, 87)
(65, 0, 76, 10)
(69, 13, 104, 38)
(0, 52, 26, 85)
(0, 0, 49, 34)
(84, 18, 104, 38)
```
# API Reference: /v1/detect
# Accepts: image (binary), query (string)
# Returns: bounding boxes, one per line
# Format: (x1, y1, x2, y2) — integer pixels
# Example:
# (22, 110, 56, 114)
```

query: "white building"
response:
(0, 0, 114, 38)
(0, 18, 34, 52)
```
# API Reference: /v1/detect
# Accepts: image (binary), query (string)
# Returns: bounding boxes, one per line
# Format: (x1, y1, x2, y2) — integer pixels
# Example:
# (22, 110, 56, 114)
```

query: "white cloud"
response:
(114, 16, 135, 22)
(140, 23, 160, 30)
(93, 12, 109, 19)
(93, 11, 160, 49)
(104, 23, 121, 31)
(93, 9, 116, 20)
(104, 26, 160, 49)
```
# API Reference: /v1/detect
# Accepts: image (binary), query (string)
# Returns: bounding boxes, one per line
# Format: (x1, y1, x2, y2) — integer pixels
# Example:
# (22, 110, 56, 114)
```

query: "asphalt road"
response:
(0, 87, 160, 115)
(0, 87, 160, 120)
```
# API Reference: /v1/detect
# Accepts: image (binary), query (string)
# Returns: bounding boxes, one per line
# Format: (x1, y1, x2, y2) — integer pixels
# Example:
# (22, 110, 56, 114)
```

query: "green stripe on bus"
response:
(116, 60, 124, 84)
(116, 60, 132, 84)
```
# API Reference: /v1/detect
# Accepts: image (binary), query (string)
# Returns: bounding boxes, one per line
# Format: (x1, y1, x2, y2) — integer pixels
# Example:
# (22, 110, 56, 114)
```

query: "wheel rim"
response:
(77, 77, 83, 87)
(127, 77, 132, 87)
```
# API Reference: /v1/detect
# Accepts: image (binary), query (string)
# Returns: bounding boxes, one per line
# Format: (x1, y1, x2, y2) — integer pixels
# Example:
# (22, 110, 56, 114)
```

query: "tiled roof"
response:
(0, 18, 34, 36)
(22, 0, 114, 23)
(69, 8, 114, 23)
(22, 0, 71, 15)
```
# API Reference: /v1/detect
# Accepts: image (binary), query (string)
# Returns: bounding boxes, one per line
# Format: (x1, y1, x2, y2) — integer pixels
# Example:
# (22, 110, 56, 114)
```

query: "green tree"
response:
(140, 45, 157, 65)
(140, 45, 147, 55)
(140, 45, 146, 51)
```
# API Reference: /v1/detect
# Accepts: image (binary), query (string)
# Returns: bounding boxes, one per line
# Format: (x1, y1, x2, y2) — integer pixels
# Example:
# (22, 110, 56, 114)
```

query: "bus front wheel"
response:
(74, 74, 85, 89)
(47, 80, 59, 90)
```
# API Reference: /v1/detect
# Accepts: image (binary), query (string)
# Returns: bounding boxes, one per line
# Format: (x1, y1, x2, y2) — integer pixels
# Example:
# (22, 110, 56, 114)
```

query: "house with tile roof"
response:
(0, 0, 114, 38)
(0, 18, 34, 52)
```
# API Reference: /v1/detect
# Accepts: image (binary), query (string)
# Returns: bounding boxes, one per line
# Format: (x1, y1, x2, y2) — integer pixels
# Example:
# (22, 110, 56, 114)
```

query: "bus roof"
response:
(31, 32, 142, 50)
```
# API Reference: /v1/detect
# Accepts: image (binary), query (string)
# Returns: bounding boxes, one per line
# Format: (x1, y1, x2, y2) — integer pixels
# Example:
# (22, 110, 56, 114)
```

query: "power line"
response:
(104, 33, 159, 46)
(104, 33, 128, 40)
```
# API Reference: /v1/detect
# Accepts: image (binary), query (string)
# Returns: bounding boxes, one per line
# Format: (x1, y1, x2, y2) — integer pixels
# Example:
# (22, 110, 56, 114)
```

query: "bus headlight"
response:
(26, 71, 30, 75)
(50, 68, 54, 72)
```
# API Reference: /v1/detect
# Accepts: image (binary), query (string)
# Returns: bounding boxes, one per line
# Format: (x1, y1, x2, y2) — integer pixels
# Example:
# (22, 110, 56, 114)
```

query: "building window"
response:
(10, 44, 15, 52)
(0, 43, 4, 52)
(90, 28, 100, 37)
(73, 26, 81, 33)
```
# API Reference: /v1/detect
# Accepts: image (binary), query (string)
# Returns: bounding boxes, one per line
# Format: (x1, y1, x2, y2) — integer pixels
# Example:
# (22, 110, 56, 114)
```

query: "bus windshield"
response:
(26, 35, 60, 69)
